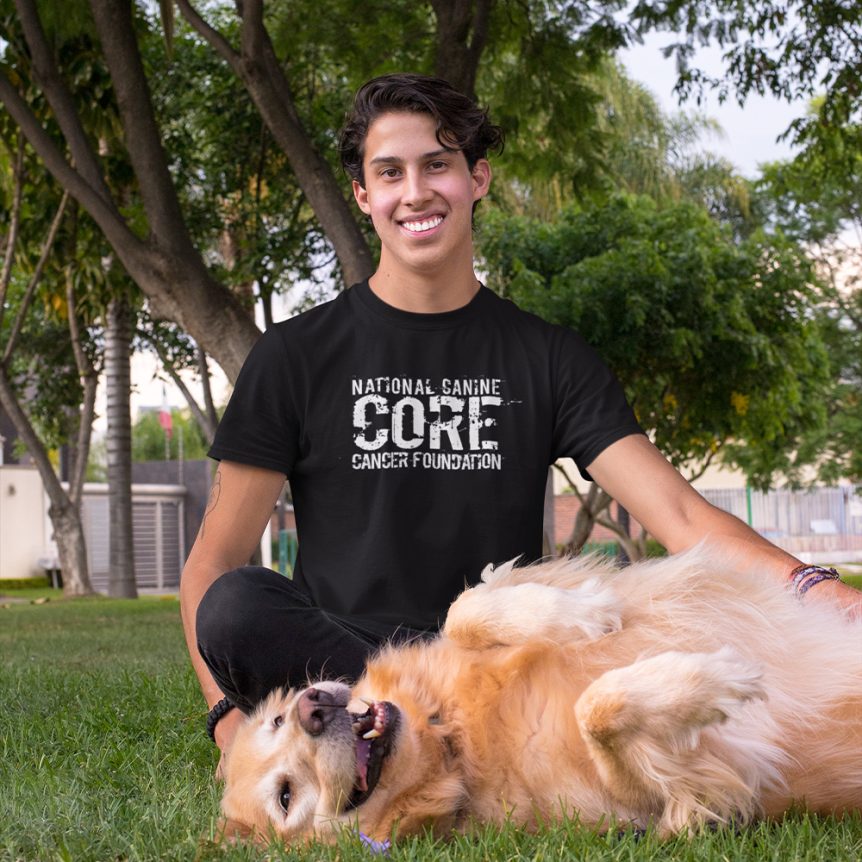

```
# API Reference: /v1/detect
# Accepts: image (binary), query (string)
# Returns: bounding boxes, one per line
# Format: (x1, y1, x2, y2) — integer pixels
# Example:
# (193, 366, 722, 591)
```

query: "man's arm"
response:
(586, 434, 862, 614)
(180, 460, 288, 753)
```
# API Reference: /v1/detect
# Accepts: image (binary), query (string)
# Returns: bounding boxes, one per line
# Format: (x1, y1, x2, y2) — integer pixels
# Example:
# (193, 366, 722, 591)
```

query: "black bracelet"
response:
(206, 696, 236, 742)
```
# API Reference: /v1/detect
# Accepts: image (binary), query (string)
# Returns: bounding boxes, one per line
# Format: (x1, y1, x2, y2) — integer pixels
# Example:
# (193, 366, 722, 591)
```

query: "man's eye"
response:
(381, 168, 400, 178)
(278, 781, 291, 813)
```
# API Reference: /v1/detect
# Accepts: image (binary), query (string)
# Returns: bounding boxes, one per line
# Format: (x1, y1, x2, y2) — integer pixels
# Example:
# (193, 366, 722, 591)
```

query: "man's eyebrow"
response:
(368, 147, 456, 166)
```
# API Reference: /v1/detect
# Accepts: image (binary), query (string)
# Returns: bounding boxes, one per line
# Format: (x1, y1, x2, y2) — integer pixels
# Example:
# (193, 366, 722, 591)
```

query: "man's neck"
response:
(368, 260, 480, 314)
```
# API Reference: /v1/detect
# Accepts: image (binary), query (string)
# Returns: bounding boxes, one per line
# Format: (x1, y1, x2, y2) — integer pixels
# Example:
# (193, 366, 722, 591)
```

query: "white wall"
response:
(0, 465, 50, 579)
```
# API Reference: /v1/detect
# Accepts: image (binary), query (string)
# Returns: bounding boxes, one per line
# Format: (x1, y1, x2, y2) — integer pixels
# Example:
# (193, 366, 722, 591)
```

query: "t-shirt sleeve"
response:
(550, 327, 644, 480)
(208, 326, 300, 476)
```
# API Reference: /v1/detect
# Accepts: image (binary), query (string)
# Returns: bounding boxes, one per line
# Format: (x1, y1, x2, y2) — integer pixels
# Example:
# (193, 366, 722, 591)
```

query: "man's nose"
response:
(402, 168, 431, 207)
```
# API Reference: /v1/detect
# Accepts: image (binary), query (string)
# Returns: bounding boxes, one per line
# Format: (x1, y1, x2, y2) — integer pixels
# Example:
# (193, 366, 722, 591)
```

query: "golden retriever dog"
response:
(220, 547, 862, 844)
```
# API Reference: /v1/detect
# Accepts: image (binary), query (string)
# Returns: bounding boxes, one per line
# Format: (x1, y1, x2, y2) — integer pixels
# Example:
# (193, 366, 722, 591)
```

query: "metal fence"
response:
(80, 483, 185, 591)
(700, 486, 862, 560)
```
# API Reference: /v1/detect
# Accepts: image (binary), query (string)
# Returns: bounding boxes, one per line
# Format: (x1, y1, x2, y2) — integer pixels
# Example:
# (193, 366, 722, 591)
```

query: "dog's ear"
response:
(215, 816, 255, 844)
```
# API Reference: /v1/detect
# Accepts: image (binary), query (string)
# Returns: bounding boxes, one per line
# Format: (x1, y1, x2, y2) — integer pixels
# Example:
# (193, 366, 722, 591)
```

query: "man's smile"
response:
(400, 215, 445, 234)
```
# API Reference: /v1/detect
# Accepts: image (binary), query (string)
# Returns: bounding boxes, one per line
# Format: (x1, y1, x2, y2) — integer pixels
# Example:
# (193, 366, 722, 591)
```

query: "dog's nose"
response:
(297, 687, 340, 736)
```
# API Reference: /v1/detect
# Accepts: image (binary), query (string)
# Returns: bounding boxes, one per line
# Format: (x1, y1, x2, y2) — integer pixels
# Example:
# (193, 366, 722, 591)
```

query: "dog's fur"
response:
(220, 547, 862, 843)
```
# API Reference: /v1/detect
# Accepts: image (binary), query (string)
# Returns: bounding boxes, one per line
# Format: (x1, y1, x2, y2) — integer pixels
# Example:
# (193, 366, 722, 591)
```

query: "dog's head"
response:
(220, 679, 466, 843)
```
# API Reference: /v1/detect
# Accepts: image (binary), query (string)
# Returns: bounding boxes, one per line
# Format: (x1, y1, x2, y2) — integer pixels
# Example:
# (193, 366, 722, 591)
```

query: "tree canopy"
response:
(479, 193, 832, 488)
(1, 0, 857, 503)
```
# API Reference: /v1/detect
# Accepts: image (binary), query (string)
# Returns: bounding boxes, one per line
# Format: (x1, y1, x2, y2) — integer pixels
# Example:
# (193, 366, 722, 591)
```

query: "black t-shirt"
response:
(209, 281, 643, 629)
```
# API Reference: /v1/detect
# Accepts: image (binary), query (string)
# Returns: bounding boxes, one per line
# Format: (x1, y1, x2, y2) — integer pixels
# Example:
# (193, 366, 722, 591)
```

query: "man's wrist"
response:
(789, 564, 841, 598)
(206, 696, 236, 742)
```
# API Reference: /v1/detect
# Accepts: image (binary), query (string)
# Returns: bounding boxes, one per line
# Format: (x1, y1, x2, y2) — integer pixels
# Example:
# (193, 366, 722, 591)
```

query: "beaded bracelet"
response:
(206, 696, 236, 742)
(789, 564, 841, 598)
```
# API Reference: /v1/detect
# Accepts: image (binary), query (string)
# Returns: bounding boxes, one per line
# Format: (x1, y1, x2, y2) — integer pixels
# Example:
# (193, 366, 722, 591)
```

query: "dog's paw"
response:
(445, 579, 622, 647)
(647, 647, 766, 730)
(552, 578, 622, 641)
(702, 646, 767, 719)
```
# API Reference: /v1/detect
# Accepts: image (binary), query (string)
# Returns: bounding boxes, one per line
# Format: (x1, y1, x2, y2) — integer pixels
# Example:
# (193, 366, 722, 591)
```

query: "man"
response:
(180, 73, 860, 770)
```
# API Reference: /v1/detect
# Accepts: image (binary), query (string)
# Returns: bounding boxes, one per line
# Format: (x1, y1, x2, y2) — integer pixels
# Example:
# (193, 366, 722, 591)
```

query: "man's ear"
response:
(471, 159, 492, 202)
(353, 179, 371, 215)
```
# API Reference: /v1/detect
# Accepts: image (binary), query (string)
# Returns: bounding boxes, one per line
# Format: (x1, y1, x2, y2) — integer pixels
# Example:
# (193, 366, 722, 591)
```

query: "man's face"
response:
(352, 111, 491, 279)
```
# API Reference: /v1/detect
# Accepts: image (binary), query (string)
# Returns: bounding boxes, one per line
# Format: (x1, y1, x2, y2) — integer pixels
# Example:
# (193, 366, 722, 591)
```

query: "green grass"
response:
(1, 597, 861, 862)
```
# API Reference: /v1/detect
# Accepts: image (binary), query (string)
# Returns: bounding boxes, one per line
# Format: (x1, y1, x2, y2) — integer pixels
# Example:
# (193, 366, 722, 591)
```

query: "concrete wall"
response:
(0, 465, 50, 579)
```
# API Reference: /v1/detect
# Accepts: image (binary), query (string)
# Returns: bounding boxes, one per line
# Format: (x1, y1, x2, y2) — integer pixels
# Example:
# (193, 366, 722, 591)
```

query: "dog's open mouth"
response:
(345, 700, 400, 809)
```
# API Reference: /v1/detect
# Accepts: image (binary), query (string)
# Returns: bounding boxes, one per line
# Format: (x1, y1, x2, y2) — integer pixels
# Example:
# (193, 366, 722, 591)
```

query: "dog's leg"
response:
(575, 646, 770, 834)
(443, 578, 622, 648)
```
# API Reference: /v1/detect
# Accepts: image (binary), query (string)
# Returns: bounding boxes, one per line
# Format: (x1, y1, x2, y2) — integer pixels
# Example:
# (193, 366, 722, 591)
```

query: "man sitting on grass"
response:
(179, 73, 861, 774)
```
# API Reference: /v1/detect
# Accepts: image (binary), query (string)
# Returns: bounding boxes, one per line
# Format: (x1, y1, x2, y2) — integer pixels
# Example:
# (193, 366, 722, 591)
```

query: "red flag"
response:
(159, 387, 173, 440)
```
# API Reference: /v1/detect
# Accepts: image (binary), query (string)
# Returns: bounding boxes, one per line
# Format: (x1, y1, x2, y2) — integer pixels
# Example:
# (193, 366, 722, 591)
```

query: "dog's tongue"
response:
(355, 737, 372, 792)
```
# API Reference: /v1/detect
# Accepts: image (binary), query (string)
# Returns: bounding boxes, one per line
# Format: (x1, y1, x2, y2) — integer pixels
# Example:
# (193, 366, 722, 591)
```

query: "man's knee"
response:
(196, 566, 272, 653)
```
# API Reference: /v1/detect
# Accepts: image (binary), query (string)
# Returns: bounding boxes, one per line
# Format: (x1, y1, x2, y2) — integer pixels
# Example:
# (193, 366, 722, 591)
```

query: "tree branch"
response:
(65, 266, 97, 507)
(0, 72, 143, 255)
(0, 367, 70, 510)
(0, 65, 258, 382)
(430, 0, 494, 97)
(0, 134, 25, 333)
(681, 446, 718, 484)
(174, 0, 242, 71)
(15, 0, 116, 208)
(141, 333, 217, 441)
(88, 0, 196, 252)
(177, 0, 374, 286)
(2, 191, 70, 367)
(552, 460, 585, 503)
(198, 347, 219, 432)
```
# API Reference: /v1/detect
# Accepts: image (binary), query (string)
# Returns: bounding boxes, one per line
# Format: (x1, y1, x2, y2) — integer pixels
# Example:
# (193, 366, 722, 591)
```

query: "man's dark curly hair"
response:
(339, 73, 504, 186)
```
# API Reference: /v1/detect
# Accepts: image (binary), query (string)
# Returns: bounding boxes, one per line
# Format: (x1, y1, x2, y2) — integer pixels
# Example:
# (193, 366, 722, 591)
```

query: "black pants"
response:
(196, 567, 434, 713)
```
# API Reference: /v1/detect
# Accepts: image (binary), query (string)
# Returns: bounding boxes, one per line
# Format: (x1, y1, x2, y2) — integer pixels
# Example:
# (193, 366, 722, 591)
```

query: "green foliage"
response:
(147, 17, 334, 313)
(0, 576, 51, 591)
(629, 0, 862, 161)
(750, 123, 862, 485)
(0, 143, 99, 451)
(131, 407, 211, 462)
(479, 194, 831, 487)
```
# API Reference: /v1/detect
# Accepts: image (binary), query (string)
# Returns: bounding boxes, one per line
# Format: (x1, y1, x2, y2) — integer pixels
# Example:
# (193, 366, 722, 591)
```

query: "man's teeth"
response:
(402, 216, 443, 233)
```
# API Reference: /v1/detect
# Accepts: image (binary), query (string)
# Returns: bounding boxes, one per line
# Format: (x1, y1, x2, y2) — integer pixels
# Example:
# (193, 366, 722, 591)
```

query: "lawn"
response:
(1, 593, 860, 862)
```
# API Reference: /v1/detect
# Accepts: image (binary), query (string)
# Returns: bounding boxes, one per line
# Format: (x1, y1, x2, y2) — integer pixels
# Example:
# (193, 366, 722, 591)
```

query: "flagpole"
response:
(178, 424, 184, 485)
(159, 384, 173, 460)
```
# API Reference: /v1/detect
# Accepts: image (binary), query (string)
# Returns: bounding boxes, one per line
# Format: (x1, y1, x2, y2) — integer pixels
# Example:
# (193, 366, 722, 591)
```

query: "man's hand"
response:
(213, 706, 244, 782)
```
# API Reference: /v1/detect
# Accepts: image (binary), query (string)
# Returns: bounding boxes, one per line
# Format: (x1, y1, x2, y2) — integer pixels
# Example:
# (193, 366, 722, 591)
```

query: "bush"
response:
(0, 576, 51, 591)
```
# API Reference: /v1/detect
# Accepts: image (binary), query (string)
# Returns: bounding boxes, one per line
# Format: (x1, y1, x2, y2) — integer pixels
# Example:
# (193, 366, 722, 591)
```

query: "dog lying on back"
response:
(220, 547, 862, 843)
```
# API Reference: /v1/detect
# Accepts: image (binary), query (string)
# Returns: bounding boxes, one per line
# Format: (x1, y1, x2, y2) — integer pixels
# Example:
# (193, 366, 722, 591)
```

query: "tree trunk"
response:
(105, 296, 137, 598)
(542, 467, 555, 557)
(563, 484, 613, 556)
(431, 0, 494, 98)
(0, 370, 95, 597)
(49, 498, 93, 597)
(615, 504, 631, 564)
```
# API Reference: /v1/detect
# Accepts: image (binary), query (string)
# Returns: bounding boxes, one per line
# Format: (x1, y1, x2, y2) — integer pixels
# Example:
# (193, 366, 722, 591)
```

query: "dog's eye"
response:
(273, 714, 284, 728)
(278, 781, 291, 813)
